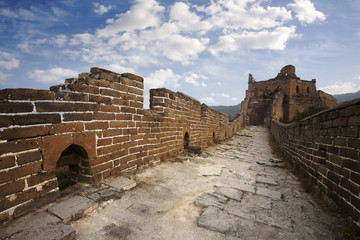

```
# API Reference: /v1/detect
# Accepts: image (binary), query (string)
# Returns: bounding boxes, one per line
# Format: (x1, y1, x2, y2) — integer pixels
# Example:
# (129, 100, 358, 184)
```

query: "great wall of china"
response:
(0, 65, 359, 225)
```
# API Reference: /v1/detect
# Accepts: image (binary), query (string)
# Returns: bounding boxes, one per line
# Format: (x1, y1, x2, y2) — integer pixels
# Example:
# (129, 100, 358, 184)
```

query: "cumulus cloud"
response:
(28, 67, 77, 84)
(288, 0, 326, 24)
(320, 80, 360, 95)
(96, 0, 164, 37)
(53, 34, 67, 47)
(0, 71, 10, 83)
(201, 97, 216, 105)
(211, 93, 230, 98)
(56, 0, 320, 69)
(184, 72, 208, 87)
(104, 64, 137, 74)
(145, 68, 181, 90)
(209, 26, 298, 55)
(93, 2, 113, 15)
(0, 51, 20, 70)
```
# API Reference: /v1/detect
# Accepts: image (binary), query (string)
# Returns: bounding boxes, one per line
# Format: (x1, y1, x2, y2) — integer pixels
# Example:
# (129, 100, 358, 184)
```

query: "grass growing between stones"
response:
(56, 172, 76, 191)
(268, 134, 360, 240)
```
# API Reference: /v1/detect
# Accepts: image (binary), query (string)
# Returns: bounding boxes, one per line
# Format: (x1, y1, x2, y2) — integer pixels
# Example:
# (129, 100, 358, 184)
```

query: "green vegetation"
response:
(280, 106, 328, 123)
(55, 172, 76, 190)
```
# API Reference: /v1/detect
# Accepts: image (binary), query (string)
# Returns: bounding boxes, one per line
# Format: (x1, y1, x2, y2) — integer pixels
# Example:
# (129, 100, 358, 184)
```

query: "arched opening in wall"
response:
(213, 132, 215, 143)
(307, 87, 309, 95)
(296, 85, 299, 94)
(184, 132, 189, 149)
(55, 144, 88, 190)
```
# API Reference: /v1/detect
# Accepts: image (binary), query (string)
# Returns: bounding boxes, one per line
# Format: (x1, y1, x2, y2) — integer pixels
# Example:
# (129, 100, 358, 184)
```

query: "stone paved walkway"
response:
(71, 126, 346, 240)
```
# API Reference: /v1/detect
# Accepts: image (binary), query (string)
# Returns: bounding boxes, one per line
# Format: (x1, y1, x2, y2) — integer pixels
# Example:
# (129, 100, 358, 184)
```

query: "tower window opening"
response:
(184, 132, 189, 149)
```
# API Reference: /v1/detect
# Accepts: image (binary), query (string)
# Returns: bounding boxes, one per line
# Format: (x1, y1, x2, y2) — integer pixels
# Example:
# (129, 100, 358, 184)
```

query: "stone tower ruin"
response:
(244, 65, 337, 126)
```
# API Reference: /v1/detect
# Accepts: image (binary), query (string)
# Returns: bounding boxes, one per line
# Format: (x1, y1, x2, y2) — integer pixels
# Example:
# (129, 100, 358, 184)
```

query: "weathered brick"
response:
(89, 95, 112, 105)
(74, 103, 101, 112)
(49, 122, 84, 134)
(26, 172, 56, 187)
(16, 150, 42, 165)
(116, 114, 132, 120)
(0, 138, 38, 155)
(0, 102, 33, 113)
(0, 155, 16, 169)
(101, 105, 119, 113)
(110, 121, 127, 128)
(348, 116, 360, 126)
(121, 107, 136, 114)
(13, 114, 61, 125)
(35, 102, 74, 112)
(348, 138, 360, 149)
(94, 112, 115, 120)
(85, 121, 109, 130)
(0, 180, 25, 198)
(341, 178, 360, 196)
(63, 113, 93, 121)
(103, 129, 123, 137)
(340, 148, 359, 160)
(327, 171, 342, 185)
(67, 83, 99, 94)
(0, 161, 41, 185)
(0, 126, 49, 140)
(100, 88, 122, 98)
(0, 89, 55, 100)
(0, 116, 13, 127)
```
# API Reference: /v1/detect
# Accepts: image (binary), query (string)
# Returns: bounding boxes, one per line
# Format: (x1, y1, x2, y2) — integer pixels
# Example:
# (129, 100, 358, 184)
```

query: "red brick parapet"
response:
(0, 67, 241, 224)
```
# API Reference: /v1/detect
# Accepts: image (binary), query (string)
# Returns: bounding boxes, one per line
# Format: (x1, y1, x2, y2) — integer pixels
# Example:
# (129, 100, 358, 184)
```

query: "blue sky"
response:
(0, 0, 359, 107)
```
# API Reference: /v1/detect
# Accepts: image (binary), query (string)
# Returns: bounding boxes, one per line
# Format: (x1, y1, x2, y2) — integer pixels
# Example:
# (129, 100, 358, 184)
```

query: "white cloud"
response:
(201, 97, 216, 105)
(211, 93, 230, 98)
(320, 80, 360, 95)
(70, 33, 94, 46)
(104, 64, 137, 74)
(209, 26, 298, 55)
(28, 67, 77, 84)
(145, 68, 180, 90)
(195, 0, 293, 32)
(53, 34, 67, 47)
(232, 97, 240, 102)
(96, 0, 164, 37)
(17, 42, 30, 53)
(169, 2, 211, 33)
(0, 71, 10, 83)
(184, 72, 208, 87)
(288, 0, 326, 24)
(51, 7, 67, 17)
(217, 82, 224, 86)
(93, 2, 113, 15)
(0, 8, 18, 18)
(0, 51, 20, 70)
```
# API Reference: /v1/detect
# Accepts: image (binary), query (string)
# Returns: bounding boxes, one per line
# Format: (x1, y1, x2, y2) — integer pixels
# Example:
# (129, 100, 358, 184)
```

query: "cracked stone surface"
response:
(0, 212, 75, 240)
(70, 126, 347, 240)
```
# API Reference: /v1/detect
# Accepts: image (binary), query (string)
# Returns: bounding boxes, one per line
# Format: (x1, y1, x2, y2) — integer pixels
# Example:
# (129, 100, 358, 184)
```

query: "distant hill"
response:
(210, 103, 241, 121)
(334, 90, 360, 103)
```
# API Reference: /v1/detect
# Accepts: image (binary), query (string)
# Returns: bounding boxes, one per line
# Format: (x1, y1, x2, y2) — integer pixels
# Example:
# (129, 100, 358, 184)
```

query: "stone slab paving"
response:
(47, 195, 98, 224)
(3, 127, 348, 239)
(0, 177, 136, 240)
(69, 126, 347, 240)
(0, 212, 75, 240)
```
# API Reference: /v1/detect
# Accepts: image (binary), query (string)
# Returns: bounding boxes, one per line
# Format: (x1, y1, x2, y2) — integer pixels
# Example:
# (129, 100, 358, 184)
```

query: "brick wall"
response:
(0, 67, 242, 224)
(271, 99, 360, 222)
